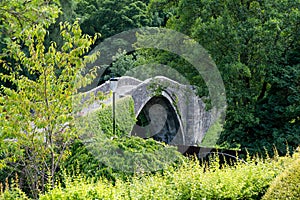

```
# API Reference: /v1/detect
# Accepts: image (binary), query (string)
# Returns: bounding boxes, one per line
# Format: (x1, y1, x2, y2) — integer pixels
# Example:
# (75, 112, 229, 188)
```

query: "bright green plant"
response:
(39, 153, 292, 200)
(75, 96, 183, 175)
(0, 175, 29, 200)
(95, 96, 136, 137)
(0, 21, 99, 198)
(0, 0, 60, 39)
(0, 187, 29, 200)
(262, 147, 300, 200)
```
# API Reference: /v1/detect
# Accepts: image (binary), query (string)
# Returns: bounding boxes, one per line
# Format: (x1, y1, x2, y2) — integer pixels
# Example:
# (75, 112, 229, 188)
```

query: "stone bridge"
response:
(82, 76, 214, 147)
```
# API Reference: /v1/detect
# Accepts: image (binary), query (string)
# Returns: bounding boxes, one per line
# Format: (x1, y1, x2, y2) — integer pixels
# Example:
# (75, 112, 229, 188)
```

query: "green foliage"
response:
(0, 21, 99, 198)
(39, 153, 292, 200)
(147, 80, 168, 97)
(0, 0, 60, 39)
(0, 187, 28, 200)
(96, 96, 136, 137)
(45, 0, 78, 50)
(65, 136, 183, 180)
(80, 96, 136, 138)
(1, 0, 299, 198)
(92, 136, 182, 174)
(262, 147, 300, 200)
(77, 96, 183, 175)
(103, 50, 139, 81)
(62, 97, 137, 181)
(150, 0, 300, 155)
(75, 0, 151, 39)
(39, 175, 115, 200)
(200, 121, 223, 148)
(61, 139, 128, 183)
(72, 0, 156, 82)
(0, 0, 61, 89)
(0, 175, 29, 200)
(147, 0, 178, 27)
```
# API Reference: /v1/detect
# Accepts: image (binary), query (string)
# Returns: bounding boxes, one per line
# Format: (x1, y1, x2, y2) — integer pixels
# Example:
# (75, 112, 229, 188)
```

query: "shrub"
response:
(262, 148, 300, 200)
(62, 136, 183, 183)
(75, 95, 184, 175)
(39, 175, 116, 200)
(41, 154, 291, 200)
(0, 177, 29, 200)
(61, 139, 124, 182)
(0, 187, 29, 200)
(81, 95, 136, 138)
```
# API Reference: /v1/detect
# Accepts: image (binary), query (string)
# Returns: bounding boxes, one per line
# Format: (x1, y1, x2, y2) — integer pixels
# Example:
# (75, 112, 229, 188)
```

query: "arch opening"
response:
(131, 96, 183, 144)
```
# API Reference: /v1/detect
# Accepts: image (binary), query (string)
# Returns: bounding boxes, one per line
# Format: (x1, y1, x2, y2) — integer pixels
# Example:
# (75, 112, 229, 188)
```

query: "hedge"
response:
(262, 148, 300, 200)
(64, 95, 183, 178)
(38, 154, 291, 200)
(1, 153, 294, 200)
(79, 95, 136, 138)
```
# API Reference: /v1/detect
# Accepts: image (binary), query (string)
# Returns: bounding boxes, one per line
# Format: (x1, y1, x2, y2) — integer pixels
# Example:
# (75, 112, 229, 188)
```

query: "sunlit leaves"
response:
(0, 0, 61, 39)
(0, 21, 99, 197)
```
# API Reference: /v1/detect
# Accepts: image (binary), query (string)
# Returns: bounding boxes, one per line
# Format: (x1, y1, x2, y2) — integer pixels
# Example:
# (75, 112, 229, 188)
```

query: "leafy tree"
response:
(147, 0, 178, 27)
(45, 0, 78, 49)
(0, 22, 99, 198)
(0, 0, 60, 39)
(0, 0, 61, 89)
(148, 0, 300, 155)
(75, 0, 151, 39)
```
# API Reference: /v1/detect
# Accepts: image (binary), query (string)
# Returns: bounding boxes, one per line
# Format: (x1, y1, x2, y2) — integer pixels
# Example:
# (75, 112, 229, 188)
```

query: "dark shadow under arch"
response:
(131, 96, 183, 144)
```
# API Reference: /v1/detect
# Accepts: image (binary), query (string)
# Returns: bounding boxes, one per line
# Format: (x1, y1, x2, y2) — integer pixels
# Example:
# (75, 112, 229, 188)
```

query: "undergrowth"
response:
(1, 150, 295, 200)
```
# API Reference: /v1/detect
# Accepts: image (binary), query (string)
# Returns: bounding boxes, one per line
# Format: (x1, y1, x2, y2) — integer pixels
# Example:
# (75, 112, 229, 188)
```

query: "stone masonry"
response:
(81, 76, 213, 147)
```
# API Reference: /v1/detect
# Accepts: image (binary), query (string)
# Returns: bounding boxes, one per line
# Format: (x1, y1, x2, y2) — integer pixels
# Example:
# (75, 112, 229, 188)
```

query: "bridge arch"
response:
(131, 95, 185, 145)
(85, 76, 213, 147)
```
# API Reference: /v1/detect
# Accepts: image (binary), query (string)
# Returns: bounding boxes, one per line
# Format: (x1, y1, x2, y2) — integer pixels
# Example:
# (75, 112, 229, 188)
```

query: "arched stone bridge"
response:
(82, 76, 213, 147)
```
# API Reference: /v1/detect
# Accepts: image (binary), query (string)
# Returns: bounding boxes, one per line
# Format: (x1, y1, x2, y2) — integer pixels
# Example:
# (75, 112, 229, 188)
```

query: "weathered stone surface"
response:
(84, 76, 213, 146)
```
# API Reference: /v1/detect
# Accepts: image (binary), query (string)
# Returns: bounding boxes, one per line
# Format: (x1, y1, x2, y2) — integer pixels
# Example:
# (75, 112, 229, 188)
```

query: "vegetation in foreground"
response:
(1, 147, 299, 200)
(0, 0, 299, 199)
(262, 151, 300, 200)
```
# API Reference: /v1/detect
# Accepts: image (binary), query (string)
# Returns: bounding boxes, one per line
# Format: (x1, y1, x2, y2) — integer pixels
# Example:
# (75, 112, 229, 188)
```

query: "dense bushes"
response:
(2, 92, 299, 199)
(2, 150, 298, 199)
(64, 95, 183, 180)
(262, 148, 300, 200)
(80, 96, 136, 138)
(0, 177, 29, 200)
(38, 154, 292, 200)
(2, 93, 298, 199)
(0, 188, 28, 200)
(62, 137, 183, 182)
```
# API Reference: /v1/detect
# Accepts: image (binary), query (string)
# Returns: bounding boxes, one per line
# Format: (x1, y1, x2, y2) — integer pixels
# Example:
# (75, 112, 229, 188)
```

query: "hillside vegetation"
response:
(0, 0, 299, 199)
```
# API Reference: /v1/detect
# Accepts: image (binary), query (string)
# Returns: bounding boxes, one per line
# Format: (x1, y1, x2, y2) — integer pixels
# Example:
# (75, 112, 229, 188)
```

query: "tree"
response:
(76, 0, 151, 40)
(0, 0, 60, 39)
(148, 0, 300, 155)
(0, 21, 99, 198)
(0, 0, 61, 89)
